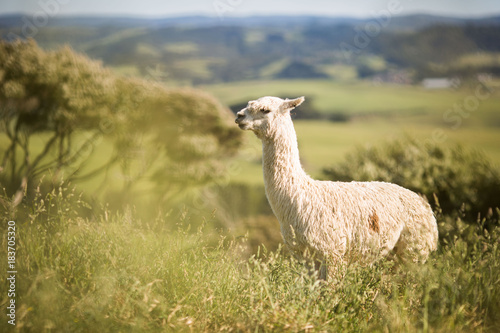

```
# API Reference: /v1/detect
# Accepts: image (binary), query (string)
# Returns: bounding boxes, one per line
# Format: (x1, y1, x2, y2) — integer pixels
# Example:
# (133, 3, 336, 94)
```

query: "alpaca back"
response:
(275, 180, 438, 263)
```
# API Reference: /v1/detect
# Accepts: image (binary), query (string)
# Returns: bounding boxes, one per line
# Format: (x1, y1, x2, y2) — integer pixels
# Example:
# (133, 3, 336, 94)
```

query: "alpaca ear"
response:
(281, 97, 305, 112)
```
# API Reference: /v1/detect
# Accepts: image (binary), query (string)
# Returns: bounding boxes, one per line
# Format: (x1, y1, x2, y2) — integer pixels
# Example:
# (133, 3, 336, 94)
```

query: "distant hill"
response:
(2, 13, 500, 30)
(2, 13, 499, 84)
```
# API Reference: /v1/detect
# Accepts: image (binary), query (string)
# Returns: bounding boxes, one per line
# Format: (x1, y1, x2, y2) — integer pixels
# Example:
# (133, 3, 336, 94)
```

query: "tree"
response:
(114, 79, 243, 204)
(0, 39, 124, 202)
(0, 40, 242, 210)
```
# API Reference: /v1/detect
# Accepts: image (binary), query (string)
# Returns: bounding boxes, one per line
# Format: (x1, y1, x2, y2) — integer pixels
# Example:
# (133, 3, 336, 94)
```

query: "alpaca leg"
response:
(312, 259, 328, 280)
(314, 260, 321, 272)
(319, 263, 328, 280)
(389, 226, 420, 264)
(314, 260, 328, 280)
(380, 225, 405, 260)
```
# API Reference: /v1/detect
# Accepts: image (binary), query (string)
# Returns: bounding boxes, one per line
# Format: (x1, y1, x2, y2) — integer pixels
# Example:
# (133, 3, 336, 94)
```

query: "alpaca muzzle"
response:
(235, 111, 245, 125)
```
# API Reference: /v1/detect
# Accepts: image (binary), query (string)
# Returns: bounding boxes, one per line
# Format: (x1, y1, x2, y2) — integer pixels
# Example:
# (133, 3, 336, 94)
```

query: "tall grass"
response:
(1, 186, 499, 332)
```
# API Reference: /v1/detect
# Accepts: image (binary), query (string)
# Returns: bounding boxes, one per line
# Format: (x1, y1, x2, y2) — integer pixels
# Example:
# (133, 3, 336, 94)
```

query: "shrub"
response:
(0, 40, 242, 219)
(0, 39, 121, 196)
(322, 137, 500, 223)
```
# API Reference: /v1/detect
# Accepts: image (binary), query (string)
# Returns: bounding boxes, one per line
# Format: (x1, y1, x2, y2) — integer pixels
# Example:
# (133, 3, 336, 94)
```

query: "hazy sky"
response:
(1, 0, 500, 18)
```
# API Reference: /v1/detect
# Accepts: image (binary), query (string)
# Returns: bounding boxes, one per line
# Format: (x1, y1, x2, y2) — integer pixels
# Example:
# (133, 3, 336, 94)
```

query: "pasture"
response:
(204, 79, 500, 184)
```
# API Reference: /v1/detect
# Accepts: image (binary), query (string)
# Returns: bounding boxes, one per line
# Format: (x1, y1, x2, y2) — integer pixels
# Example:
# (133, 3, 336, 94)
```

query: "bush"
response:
(0, 39, 121, 196)
(322, 137, 500, 224)
(0, 40, 242, 220)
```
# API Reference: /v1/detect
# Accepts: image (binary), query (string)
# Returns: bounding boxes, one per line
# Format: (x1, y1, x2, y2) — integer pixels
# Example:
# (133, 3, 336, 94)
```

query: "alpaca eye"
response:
(261, 108, 271, 114)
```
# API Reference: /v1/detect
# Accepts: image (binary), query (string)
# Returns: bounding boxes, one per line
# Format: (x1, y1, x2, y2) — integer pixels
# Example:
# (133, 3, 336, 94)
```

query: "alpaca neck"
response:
(261, 117, 310, 197)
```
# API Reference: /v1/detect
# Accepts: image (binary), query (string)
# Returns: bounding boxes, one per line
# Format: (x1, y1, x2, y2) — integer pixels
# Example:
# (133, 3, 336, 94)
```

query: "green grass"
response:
(78, 27, 149, 53)
(259, 59, 290, 79)
(1, 187, 499, 332)
(318, 64, 358, 81)
(454, 52, 500, 68)
(162, 42, 200, 54)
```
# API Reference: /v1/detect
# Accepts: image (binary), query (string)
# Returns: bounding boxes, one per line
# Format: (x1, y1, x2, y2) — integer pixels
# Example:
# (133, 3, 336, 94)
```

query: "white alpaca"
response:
(235, 96, 438, 279)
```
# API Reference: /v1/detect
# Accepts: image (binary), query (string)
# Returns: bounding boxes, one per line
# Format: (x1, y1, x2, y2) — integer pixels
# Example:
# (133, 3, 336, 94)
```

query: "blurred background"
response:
(2, 1, 500, 331)
(1, 0, 500, 251)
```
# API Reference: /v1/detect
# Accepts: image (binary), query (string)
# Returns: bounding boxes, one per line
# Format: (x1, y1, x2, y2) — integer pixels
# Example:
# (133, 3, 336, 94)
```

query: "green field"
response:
(205, 79, 500, 184)
(227, 120, 500, 185)
(202, 79, 499, 115)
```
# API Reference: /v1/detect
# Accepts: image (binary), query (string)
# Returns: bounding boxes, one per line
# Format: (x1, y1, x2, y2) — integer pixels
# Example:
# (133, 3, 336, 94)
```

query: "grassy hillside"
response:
(1, 188, 499, 332)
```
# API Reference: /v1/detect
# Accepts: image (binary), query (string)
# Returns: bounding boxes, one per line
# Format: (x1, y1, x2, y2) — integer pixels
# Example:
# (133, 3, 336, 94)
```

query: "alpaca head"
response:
(235, 96, 304, 138)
